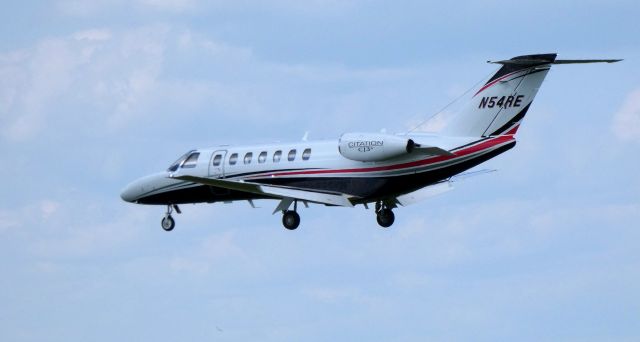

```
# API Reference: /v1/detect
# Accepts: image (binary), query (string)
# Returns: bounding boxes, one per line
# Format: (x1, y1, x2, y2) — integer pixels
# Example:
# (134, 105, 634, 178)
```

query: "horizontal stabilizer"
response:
(553, 59, 623, 64)
(172, 175, 356, 207)
(449, 168, 496, 182)
(396, 181, 453, 206)
(489, 58, 622, 65)
(395, 169, 496, 206)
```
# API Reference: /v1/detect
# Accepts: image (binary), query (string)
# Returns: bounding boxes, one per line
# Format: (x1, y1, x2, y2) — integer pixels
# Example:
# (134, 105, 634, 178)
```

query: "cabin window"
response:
(288, 149, 296, 161)
(212, 154, 222, 166)
(273, 150, 282, 163)
(244, 152, 253, 164)
(302, 148, 311, 161)
(258, 151, 267, 163)
(229, 153, 238, 165)
(181, 152, 200, 168)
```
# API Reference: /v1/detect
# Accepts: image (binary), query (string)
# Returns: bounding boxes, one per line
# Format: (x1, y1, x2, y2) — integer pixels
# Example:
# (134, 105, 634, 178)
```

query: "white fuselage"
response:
(120, 133, 515, 205)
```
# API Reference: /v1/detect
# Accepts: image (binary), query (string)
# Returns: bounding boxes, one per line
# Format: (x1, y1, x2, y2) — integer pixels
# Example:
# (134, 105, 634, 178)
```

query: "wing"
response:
(172, 175, 357, 208)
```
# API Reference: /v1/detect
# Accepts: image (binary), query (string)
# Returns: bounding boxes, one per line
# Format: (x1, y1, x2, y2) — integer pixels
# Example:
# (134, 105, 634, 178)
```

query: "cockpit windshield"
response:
(167, 150, 195, 172)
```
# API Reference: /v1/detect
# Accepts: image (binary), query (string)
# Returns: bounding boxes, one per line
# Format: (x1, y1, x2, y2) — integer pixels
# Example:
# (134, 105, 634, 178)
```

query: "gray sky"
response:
(1, 1, 639, 341)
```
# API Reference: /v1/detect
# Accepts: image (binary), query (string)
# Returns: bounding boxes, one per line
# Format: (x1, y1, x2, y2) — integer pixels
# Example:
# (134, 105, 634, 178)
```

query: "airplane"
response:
(120, 53, 620, 231)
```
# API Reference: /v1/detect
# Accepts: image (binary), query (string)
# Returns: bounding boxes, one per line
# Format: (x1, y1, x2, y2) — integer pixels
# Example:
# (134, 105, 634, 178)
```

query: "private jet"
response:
(120, 53, 620, 231)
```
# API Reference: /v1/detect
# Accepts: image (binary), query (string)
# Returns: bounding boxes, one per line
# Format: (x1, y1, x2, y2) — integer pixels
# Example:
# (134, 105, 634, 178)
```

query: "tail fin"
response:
(441, 54, 621, 137)
(443, 53, 557, 137)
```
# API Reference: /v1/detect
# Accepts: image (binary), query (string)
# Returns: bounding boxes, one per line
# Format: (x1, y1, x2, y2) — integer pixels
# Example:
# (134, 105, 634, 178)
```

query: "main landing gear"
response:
(281, 200, 301, 230)
(375, 201, 395, 228)
(282, 211, 300, 230)
(161, 204, 181, 231)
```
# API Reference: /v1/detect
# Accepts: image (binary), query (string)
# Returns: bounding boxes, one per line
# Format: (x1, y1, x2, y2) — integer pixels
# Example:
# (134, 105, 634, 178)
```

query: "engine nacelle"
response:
(338, 132, 415, 162)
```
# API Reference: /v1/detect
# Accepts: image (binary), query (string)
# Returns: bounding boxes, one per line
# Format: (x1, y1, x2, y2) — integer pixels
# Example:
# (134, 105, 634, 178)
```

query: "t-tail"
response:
(442, 53, 621, 138)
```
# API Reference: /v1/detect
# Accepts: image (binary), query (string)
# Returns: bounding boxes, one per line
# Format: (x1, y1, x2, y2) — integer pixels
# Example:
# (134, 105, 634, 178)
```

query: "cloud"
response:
(72, 29, 112, 41)
(0, 210, 20, 234)
(0, 199, 66, 236)
(0, 25, 444, 148)
(0, 194, 149, 260)
(57, 0, 198, 15)
(56, 0, 108, 16)
(0, 37, 80, 141)
(138, 0, 197, 11)
(40, 200, 60, 220)
(612, 88, 640, 142)
(27, 209, 147, 259)
(406, 112, 449, 132)
(0, 26, 169, 141)
(303, 287, 362, 303)
(57, 0, 359, 17)
(169, 232, 247, 275)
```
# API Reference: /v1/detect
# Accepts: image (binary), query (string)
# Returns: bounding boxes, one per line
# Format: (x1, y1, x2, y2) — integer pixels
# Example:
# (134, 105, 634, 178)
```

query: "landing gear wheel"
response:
(376, 208, 395, 228)
(161, 215, 175, 231)
(282, 210, 300, 230)
(161, 204, 179, 232)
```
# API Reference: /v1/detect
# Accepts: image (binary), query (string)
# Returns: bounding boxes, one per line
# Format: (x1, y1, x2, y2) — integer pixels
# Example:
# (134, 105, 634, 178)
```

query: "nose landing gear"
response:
(161, 215, 175, 231)
(161, 204, 181, 231)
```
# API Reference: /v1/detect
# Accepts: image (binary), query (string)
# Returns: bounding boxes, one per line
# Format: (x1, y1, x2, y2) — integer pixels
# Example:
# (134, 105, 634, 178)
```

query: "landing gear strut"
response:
(161, 204, 181, 231)
(282, 200, 301, 230)
(375, 201, 395, 228)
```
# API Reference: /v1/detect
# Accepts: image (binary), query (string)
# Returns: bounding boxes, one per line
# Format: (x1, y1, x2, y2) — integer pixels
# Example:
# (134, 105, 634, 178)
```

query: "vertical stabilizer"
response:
(442, 53, 557, 137)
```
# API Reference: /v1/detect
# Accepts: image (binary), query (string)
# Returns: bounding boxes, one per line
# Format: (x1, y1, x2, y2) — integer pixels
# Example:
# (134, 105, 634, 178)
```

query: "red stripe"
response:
(505, 123, 520, 135)
(253, 135, 514, 178)
(473, 69, 524, 97)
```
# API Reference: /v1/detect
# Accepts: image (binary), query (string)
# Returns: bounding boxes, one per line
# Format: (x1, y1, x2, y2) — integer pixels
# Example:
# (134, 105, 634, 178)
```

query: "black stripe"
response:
(137, 181, 196, 199)
(225, 167, 323, 179)
(488, 103, 531, 136)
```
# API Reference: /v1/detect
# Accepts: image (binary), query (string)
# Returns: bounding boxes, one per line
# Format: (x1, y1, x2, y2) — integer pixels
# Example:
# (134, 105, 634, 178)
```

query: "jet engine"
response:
(338, 132, 417, 162)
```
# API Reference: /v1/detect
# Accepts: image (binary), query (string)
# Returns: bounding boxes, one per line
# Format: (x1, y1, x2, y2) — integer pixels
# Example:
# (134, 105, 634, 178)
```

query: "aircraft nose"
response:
(120, 172, 168, 203)
(120, 179, 144, 203)
(120, 185, 137, 203)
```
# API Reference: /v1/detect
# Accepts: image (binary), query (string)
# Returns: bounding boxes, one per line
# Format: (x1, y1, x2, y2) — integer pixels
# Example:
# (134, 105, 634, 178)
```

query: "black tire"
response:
(161, 215, 175, 231)
(376, 209, 395, 228)
(282, 211, 300, 230)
